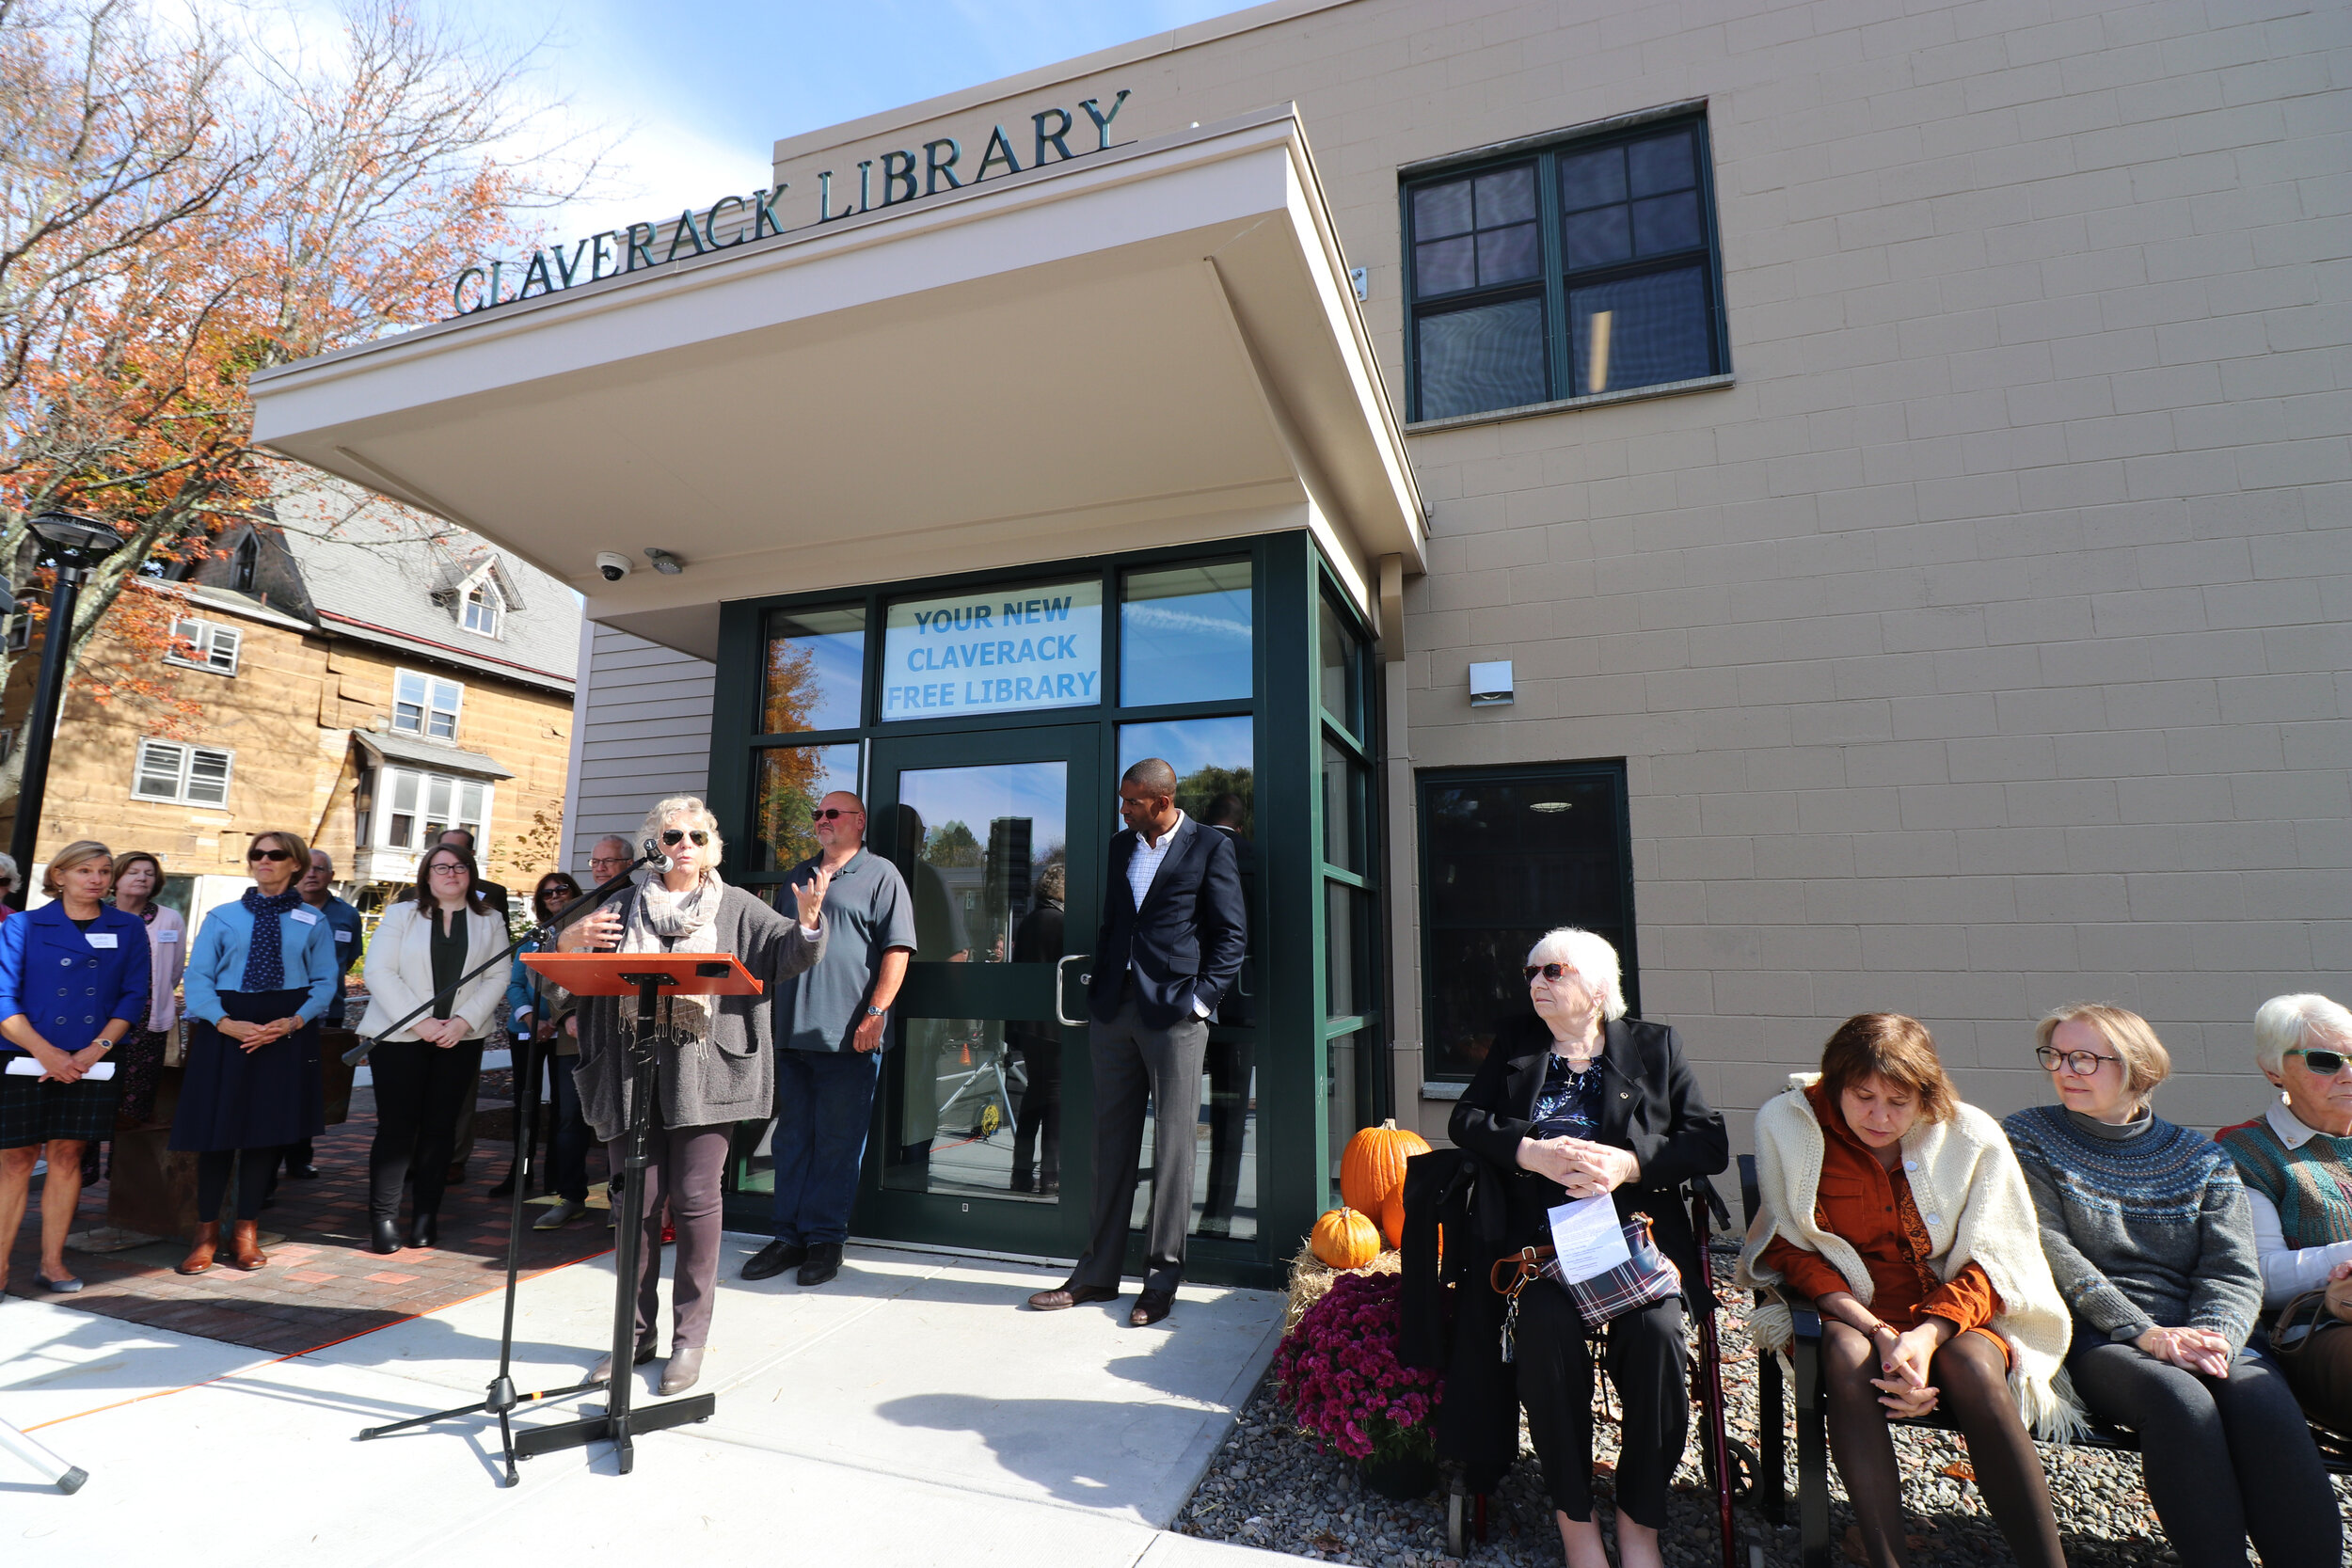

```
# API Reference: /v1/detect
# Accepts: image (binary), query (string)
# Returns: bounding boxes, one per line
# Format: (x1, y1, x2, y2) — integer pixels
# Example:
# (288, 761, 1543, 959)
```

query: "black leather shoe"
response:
(741, 1239, 807, 1281)
(370, 1218, 403, 1256)
(590, 1338, 659, 1384)
(1130, 1288, 1175, 1327)
(408, 1212, 439, 1249)
(288, 1164, 320, 1180)
(797, 1242, 843, 1287)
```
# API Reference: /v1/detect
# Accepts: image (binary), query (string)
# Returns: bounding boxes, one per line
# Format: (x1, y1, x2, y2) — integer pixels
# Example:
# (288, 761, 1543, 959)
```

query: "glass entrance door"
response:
(863, 725, 1101, 1257)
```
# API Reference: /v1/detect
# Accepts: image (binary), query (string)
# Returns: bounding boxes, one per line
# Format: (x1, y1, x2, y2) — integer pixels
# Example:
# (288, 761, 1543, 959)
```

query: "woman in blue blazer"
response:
(170, 828, 339, 1274)
(0, 841, 151, 1294)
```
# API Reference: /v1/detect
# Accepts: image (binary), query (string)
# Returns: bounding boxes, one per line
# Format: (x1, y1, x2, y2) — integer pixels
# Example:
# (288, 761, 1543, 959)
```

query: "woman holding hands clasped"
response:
(1739, 1014, 2071, 1568)
(1449, 928, 1726, 1568)
(560, 796, 828, 1395)
(2004, 1003, 2339, 1568)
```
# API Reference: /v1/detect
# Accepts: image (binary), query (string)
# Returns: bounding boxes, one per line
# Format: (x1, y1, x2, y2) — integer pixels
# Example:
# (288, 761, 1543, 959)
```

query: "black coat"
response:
(1087, 817, 1246, 1030)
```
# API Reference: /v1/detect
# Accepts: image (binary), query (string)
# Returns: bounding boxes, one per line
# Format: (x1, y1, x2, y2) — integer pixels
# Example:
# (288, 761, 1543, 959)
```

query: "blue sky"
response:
(509, 1, 1249, 238)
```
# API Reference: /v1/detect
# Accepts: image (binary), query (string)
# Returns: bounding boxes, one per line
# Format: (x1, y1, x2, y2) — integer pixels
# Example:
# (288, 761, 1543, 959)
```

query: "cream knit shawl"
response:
(1735, 1073, 2086, 1440)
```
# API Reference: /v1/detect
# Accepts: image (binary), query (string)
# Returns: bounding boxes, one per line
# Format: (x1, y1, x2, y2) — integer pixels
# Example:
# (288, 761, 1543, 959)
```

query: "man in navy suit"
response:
(1028, 758, 1246, 1326)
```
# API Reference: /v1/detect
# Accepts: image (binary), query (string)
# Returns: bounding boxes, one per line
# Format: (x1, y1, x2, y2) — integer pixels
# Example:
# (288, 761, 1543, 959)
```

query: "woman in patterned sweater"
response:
(2006, 1003, 2339, 1568)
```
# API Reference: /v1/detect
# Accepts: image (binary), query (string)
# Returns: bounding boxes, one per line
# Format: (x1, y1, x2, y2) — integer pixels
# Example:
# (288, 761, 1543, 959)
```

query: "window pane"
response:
(1477, 223, 1541, 285)
(1325, 883, 1371, 1019)
(136, 743, 183, 798)
(1318, 595, 1362, 735)
(187, 750, 230, 805)
(1559, 146, 1626, 211)
(427, 708, 456, 740)
(753, 742, 861, 873)
(1119, 716, 1252, 836)
(1414, 235, 1474, 295)
(1321, 738, 1364, 873)
(762, 604, 866, 733)
(1473, 166, 1536, 227)
(459, 781, 484, 823)
(1562, 204, 1630, 270)
(1570, 265, 1712, 396)
(1420, 768, 1634, 1079)
(881, 577, 1103, 721)
(1417, 297, 1548, 420)
(207, 629, 239, 671)
(426, 775, 453, 820)
(1628, 129, 1694, 196)
(391, 770, 418, 810)
(1412, 178, 1473, 238)
(1326, 1026, 1362, 1199)
(1120, 560, 1251, 707)
(1632, 190, 1702, 256)
(397, 672, 425, 705)
(394, 702, 421, 733)
(389, 813, 414, 848)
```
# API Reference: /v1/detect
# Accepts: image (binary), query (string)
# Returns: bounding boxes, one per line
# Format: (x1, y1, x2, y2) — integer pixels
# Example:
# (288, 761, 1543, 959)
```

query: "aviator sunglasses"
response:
(2286, 1046, 2352, 1076)
(661, 829, 712, 847)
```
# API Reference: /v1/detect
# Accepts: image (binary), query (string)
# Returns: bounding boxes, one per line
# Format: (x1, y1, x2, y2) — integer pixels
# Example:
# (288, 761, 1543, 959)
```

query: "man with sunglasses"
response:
(743, 791, 916, 1288)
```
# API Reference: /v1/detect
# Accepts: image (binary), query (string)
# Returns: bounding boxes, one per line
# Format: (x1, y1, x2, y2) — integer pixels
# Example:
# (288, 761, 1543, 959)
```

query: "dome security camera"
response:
(595, 551, 631, 582)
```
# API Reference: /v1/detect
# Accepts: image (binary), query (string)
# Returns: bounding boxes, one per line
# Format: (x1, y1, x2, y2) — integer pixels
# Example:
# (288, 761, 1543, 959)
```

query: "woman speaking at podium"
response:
(561, 796, 829, 1394)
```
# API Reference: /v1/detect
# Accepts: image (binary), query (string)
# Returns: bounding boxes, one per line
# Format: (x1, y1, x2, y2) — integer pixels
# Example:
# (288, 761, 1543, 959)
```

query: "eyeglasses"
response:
(2035, 1044, 2122, 1076)
(2286, 1046, 2352, 1076)
(1523, 963, 1575, 983)
(660, 829, 711, 847)
(246, 847, 293, 863)
(589, 855, 628, 868)
(428, 861, 471, 876)
(814, 808, 861, 821)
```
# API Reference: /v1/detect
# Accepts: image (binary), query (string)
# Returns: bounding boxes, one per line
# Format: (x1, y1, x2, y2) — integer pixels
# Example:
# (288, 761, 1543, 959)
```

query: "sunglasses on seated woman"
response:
(2286, 1045, 2352, 1075)
(660, 829, 710, 847)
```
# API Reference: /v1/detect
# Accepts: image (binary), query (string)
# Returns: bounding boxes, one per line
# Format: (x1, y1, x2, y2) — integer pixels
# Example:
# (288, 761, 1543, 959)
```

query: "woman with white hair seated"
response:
(1448, 927, 1726, 1568)
(559, 796, 831, 1395)
(2218, 992, 2352, 1433)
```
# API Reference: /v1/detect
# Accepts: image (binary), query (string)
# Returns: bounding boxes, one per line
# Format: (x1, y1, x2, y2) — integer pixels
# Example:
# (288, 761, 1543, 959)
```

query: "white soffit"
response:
(251, 106, 1423, 660)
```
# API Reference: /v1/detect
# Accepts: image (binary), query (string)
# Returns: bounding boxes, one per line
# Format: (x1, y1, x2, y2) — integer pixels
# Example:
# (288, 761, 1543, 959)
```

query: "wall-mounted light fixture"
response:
(644, 547, 685, 575)
(1468, 659, 1514, 706)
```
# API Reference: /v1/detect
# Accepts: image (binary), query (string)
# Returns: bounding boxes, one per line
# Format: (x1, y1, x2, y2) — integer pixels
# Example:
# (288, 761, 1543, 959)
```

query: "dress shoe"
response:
(370, 1217, 404, 1255)
(175, 1222, 220, 1275)
(229, 1221, 268, 1272)
(534, 1198, 588, 1230)
(590, 1338, 659, 1384)
(658, 1346, 705, 1394)
(288, 1163, 320, 1180)
(408, 1211, 439, 1249)
(1027, 1282, 1120, 1311)
(38, 1273, 83, 1293)
(740, 1239, 807, 1281)
(796, 1242, 843, 1287)
(1130, 1288, 1175, 1327)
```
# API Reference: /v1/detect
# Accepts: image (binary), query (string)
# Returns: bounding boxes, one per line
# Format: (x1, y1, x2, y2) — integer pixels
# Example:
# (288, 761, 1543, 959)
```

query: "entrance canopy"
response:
(251, 106, 1424, 659)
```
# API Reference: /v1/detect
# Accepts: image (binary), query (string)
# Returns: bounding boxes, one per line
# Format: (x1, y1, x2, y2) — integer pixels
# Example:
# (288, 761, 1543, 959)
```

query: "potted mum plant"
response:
(1276, 1267, 1443, 1499)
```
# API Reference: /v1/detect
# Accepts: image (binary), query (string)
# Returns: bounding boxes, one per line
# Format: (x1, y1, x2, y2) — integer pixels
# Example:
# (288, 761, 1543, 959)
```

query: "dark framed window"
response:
(1404, 114, 1725, 421)
(1417, 762, 1637, 1081)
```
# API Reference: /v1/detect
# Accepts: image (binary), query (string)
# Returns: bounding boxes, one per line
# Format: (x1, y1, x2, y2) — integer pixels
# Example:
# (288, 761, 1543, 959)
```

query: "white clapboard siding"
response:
(568, 623, 714, 874)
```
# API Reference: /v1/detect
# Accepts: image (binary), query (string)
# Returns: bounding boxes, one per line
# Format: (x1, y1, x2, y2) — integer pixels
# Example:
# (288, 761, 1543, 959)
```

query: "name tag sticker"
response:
(335, 929, 354, 942)
(291, 909, 321, 926)
(86, 933, 119, 949)
(157, 930, 177, 942)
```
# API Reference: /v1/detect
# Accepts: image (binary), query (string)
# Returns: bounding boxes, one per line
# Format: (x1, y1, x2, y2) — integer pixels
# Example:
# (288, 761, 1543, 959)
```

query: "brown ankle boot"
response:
(177, 1221, 220, 1275)
(229, 1220, 267, 1271)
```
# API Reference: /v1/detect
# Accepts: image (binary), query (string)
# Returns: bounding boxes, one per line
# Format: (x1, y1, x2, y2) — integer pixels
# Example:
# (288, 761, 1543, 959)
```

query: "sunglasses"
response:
(2286, 1046, 2352, 1076)
(246, 847, 293, 863)
(2035, 1044, 2122, 1076)
(661, 829, 711, 847)
(1523, 963, 1576, 983)
(814, 808, 861, 821)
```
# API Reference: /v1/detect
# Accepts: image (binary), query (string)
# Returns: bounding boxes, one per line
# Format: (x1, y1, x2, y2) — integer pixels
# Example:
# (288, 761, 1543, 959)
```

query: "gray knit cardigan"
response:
(574, 884, 824, 1141)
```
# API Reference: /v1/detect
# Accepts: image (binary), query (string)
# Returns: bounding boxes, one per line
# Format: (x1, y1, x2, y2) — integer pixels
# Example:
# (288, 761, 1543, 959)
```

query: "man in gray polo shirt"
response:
(743, 791, 916, 1288)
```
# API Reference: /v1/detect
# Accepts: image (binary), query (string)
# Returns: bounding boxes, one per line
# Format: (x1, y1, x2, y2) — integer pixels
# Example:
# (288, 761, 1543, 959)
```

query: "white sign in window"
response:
(133, 738, 232, 805)
(881, 578, 1103, 721)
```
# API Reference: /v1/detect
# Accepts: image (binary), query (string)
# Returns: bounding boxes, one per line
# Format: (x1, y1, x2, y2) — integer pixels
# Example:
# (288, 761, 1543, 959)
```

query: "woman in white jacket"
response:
(359, 842, 509, 1254)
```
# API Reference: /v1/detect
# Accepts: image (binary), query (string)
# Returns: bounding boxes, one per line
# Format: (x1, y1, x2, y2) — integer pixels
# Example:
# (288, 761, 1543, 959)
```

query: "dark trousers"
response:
(368, 1037, 485, 1221)
(547, 1055, 591, 1203)
(769, 1048, 880, 1246)
(2069, 1338, 2343, 1568)
(1516, 1286, 1686, 1528)
(610, 1120, 729, 1351)
(1010, 1032, 1060, 1187)
(1200, 1038, 1253, 1228)
(196, 1148, 274, 1223)
(2278, 1317, 2352, 1433)
(1072, 991, 1208, 1295)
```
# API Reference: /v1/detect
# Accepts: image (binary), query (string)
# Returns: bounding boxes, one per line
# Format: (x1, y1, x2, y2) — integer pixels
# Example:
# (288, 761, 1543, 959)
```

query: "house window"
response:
(5, 612, 28, 651)
(166, 617, 241, 674)
(392, 669, 463, 740)
(232, 534, 260, 593)
(133, 738, 233, 806)
(373, 766, 487, 850)
(1405, 114, 1724, 421)
(1417, 762, 1636, 1081)
(462, 578, 502, 638)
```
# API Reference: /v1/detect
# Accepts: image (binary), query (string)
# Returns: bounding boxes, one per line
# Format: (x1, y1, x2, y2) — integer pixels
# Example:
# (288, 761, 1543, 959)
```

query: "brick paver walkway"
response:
(3, 1082, 614, 1355)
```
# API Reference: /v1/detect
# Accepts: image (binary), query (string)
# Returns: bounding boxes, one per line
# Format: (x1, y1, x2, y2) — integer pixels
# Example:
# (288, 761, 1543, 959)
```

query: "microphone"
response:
(643, 835, 670, 873)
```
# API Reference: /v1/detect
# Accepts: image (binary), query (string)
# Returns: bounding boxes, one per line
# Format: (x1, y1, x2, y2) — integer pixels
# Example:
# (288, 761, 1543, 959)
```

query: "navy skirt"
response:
(169, 989, 323, 1152)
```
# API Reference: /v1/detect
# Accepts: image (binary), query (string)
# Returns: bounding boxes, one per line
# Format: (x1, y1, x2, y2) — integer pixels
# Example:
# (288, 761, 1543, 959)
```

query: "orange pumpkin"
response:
(1378, 1186, 1406, 1249)
(1310, 1207, 1381, 1270)
(1340, 1118, 1432, 1217)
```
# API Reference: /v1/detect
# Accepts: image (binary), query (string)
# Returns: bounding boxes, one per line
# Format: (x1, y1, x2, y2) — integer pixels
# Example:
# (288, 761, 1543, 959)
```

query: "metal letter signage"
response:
(880, 579, 1104, 721)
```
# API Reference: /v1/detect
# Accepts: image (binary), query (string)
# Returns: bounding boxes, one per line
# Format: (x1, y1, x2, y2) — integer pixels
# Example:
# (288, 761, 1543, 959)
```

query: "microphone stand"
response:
(353, 848, 660, 1486)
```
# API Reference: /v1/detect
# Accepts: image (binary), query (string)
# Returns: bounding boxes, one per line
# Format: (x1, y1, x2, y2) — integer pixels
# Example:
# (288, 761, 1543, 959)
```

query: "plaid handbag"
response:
(1489, 1212, 1682, 1361)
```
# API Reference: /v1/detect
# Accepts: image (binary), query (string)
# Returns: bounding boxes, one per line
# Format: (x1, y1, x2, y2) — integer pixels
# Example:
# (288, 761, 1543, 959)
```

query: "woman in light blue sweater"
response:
(2004, 1003, 2338, 1568)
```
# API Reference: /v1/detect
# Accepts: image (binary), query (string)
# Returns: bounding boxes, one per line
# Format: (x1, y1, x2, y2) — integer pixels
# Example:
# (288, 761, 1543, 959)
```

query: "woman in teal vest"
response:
(2217, 992, 2352, 1433)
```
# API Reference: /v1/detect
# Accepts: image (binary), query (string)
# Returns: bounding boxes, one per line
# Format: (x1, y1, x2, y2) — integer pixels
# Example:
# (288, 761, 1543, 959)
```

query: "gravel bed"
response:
(1176, 1250, 2352, 1566)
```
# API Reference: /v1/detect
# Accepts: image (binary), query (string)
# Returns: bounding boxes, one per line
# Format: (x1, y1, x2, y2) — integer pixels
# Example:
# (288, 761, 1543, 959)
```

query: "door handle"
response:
(1055, 954, 1089, 1029)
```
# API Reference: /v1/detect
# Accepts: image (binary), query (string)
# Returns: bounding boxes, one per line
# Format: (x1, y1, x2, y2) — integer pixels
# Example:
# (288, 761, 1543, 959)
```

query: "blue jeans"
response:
(769, 1049, 881, 1245)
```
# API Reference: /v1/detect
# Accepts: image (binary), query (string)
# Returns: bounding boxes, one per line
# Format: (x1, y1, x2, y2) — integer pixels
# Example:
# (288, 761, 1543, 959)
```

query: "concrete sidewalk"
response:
(1, 1235, 1301, 1567)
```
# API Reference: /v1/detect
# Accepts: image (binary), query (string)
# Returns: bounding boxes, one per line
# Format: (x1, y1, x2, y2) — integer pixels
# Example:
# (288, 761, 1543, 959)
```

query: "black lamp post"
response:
(8, 513, 121, 907)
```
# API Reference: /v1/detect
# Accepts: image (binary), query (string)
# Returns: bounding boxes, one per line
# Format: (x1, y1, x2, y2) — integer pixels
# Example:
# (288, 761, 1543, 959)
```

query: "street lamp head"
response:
(28, 513, 122, 560)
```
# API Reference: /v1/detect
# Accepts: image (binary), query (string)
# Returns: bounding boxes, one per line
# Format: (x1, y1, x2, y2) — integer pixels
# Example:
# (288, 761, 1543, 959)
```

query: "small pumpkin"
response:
(1310, 1206, 1382, 1270)
(1340, 1118, 1433, 1217)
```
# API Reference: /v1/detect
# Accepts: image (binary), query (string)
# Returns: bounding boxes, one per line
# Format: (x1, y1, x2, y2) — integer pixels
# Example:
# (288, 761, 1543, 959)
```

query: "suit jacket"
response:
(0, 901, 151, 1052)
(1087, 816, 1247, 1030)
